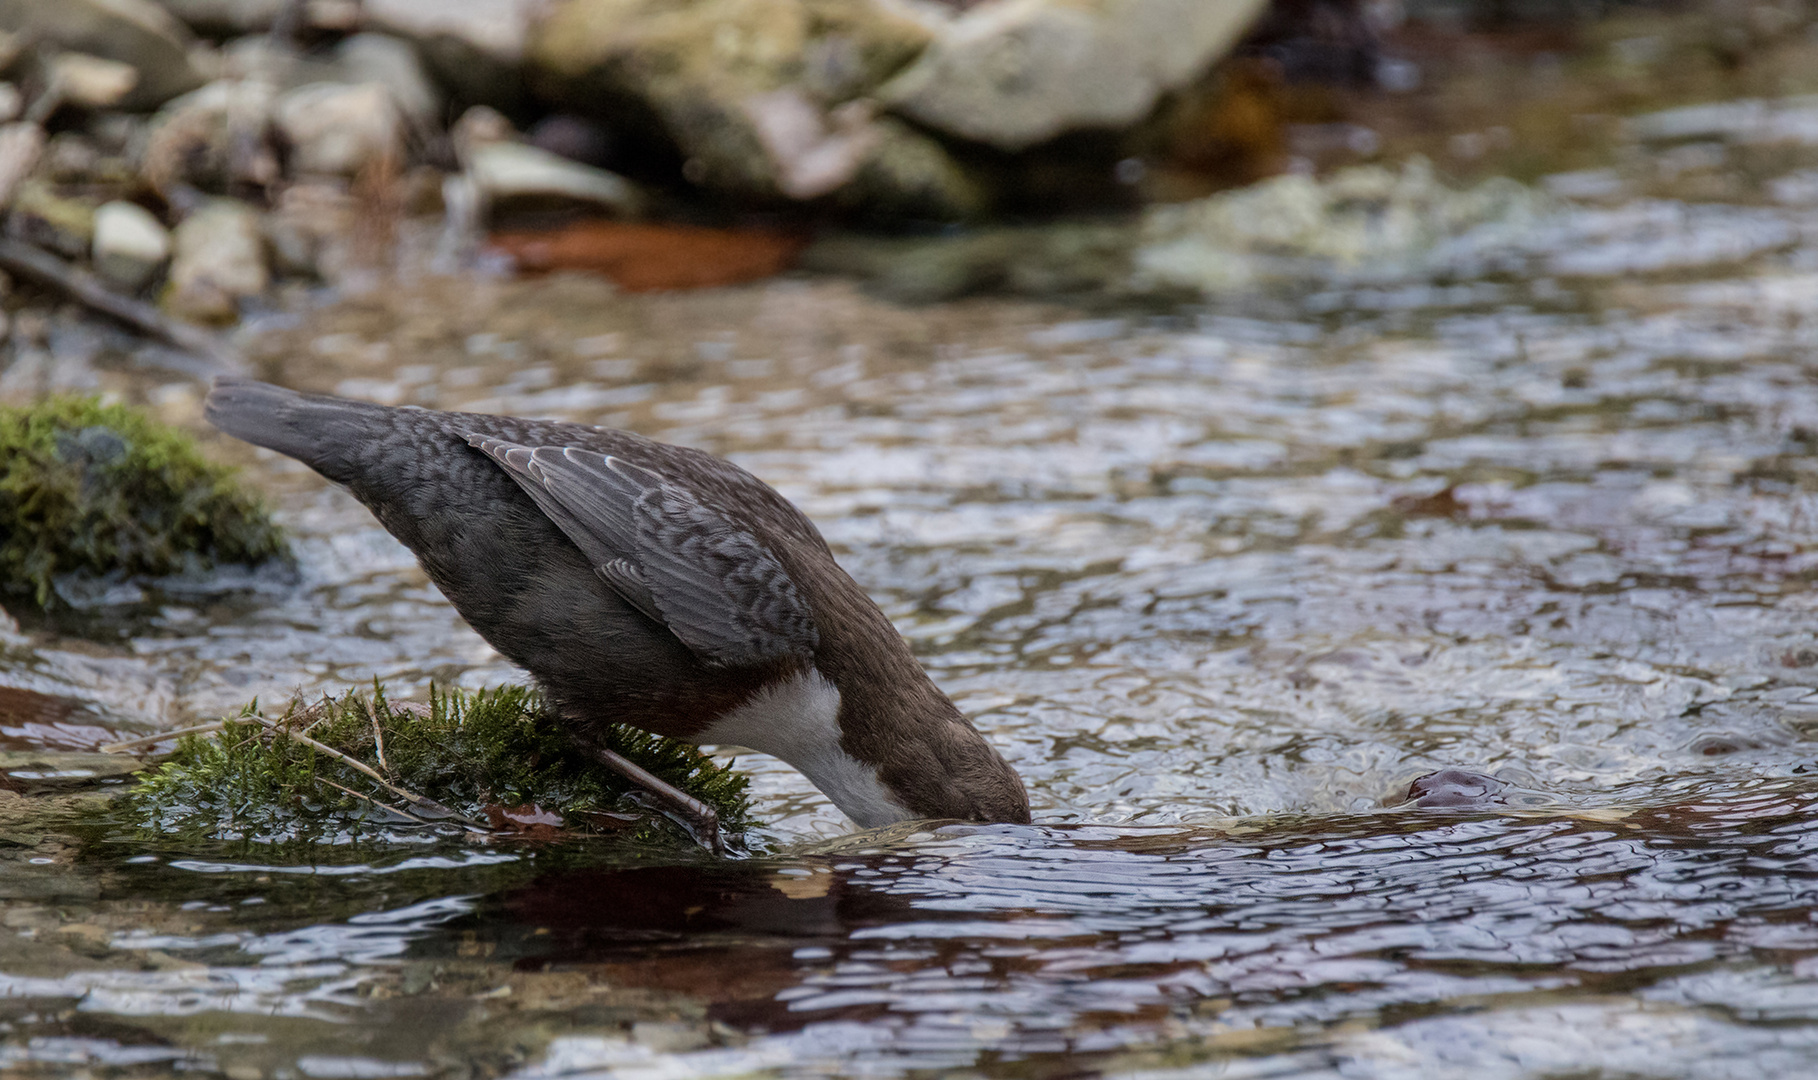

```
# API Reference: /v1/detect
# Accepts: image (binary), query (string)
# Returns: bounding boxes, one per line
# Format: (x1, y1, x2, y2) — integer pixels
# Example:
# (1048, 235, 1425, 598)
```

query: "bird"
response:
(204, 377, 1031, 837)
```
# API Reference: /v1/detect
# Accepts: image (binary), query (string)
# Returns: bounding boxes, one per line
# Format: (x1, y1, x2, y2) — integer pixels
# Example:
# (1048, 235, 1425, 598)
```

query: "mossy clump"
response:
(0, 395, 288, 609)
(128, 684, 753, 848)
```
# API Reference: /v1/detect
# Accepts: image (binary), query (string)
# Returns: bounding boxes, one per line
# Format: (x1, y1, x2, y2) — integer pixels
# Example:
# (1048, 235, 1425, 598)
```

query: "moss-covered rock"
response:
(128, 684, 754, 849)
(0, 395, 288, 610)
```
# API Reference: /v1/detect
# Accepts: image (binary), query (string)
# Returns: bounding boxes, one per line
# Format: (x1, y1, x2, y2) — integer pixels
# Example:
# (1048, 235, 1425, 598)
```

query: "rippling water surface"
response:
(5, 87, 1818, 1076)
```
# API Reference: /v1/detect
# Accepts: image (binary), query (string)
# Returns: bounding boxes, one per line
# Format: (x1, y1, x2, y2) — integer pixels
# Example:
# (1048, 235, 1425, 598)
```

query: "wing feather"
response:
(468, 434, 818, 668)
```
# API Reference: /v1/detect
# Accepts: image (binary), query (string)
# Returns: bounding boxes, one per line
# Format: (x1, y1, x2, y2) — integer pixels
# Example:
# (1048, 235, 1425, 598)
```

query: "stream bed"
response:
(6, 81, 1818, 1078)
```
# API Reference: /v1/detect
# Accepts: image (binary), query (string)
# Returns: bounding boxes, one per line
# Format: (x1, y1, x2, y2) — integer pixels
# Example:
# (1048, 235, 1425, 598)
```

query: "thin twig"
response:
(296, 699, 334, 737)
(316, 775, 433, 826)
(369, 708, 391, 775)
(0, 237, 245, 374)
(254, 717, 484, 828)
(100, 721, 227, 754)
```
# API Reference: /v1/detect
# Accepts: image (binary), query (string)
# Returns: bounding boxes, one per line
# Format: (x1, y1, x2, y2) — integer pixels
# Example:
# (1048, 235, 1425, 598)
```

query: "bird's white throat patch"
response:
(696, 668, 914, 828)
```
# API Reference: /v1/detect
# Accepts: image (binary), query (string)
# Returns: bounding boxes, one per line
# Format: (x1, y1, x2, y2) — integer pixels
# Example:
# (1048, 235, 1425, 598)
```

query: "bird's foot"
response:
(574, 737, 725, 855)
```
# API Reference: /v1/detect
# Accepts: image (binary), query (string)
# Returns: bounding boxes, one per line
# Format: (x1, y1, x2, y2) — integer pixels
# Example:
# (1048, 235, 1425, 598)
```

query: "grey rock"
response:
(838, 114, 993, 222)
(0, 82, 19, 123)
(153, 0, 286, 35)
(274, 81, 405, 176)
(333, 33, 441, 127)
(879, 0, 1270, 151)
(0, 0, 208, 110)
(92, 200, 171, 290)
(363, 0, 535, 111)
(138, 78, 280, 195)
(219, 36, 340, 89)
(217, 33, 438, 134)
(362, 0, 531, 63)
(165, 198, 267, 324)
(526, 0, 959, 211)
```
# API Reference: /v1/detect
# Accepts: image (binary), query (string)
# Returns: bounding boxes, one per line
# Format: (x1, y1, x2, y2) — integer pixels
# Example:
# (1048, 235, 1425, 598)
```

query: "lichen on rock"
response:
(127, 683, 754, 848)
(0, 396, 288, 610)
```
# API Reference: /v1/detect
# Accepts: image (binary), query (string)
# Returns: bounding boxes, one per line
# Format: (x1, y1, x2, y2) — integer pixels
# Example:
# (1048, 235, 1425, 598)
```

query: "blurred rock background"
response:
(0, 0, 1813, 385)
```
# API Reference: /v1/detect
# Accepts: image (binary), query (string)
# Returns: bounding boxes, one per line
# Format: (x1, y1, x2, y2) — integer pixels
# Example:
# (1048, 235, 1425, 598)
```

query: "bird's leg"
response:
(571, 733, 724, 855)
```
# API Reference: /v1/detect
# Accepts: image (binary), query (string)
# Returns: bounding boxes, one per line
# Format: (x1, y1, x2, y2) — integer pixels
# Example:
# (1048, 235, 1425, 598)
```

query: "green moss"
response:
(0, 395, 288, 609)
(127, 684, 753, 849)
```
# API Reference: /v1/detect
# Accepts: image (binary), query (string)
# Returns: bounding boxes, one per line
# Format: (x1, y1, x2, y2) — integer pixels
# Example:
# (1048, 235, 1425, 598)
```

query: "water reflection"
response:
(24, 795, 1809, 1077)
(472, 797, 1818, 1075)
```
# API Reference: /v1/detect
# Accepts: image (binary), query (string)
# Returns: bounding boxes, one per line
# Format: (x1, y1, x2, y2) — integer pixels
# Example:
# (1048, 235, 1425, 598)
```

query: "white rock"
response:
(166, 198, 267, 324)
(92, 200, 171, 290)
(467, 141, 643, 217)
(274, 81, 404, 176)
(48, 52, 140, 109)
(879, 0, 1270, 151)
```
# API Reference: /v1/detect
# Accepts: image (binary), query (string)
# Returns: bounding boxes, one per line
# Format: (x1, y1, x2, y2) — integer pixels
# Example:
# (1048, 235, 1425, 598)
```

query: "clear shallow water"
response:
(5, 90, 1818, 1076)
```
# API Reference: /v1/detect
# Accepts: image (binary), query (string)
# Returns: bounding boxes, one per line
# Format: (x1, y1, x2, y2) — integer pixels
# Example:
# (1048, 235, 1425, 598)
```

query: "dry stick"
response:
(316, 775, 432, 826)
(369, 708, 391, 775)
(254, 717, 485, 828)
(574, 736, 723, 855)
(100, 721, 228, 754)
(0, 238, 246, 375)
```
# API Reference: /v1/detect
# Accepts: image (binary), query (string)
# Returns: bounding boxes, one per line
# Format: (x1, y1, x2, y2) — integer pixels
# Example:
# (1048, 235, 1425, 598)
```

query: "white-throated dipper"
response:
(205, 378, 1030, 832)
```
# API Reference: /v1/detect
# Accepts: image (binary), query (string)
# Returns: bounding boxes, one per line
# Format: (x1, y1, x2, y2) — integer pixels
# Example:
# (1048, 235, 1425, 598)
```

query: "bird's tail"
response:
(204, 377, 390, 479)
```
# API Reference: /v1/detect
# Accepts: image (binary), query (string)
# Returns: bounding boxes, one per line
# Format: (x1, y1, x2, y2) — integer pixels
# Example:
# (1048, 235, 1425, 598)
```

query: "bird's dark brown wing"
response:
(468, 435, 818, 669)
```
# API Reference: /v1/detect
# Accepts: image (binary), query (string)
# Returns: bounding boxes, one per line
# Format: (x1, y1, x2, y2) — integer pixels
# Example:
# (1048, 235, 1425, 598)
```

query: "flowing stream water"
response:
(5, 80, 1818, 1078)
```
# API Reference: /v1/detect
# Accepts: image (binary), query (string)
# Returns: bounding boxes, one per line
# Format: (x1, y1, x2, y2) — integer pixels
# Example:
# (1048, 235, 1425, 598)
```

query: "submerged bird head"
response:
(861, 690, 1033, 827)
(697, 658, 1031, 830)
